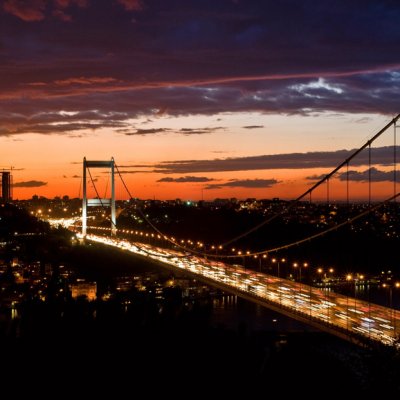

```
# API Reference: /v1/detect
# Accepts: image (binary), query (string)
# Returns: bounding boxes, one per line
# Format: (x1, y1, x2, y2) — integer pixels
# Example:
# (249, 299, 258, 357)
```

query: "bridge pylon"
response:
(82, 157, 116, 238)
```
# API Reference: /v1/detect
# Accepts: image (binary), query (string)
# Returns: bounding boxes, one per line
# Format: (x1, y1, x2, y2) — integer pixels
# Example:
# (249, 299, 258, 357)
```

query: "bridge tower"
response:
(82, 157, 116, 238)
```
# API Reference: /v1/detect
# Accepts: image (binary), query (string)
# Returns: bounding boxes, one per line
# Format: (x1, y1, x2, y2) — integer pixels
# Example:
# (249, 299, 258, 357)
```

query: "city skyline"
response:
(1, 1, 400, 200)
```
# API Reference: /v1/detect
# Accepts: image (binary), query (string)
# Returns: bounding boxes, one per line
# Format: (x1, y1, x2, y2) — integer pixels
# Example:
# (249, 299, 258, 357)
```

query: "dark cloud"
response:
(124, 128, 169, 136)
(179, 127, 225, 135)
(1, 1, 400, 134)
(154, 146, 400, 174)
(337, 167, 400, 183)
(307, 167, 400, 183)
(205, 179, 279, 190)
(157, 176, 214, 183)
(306, 174, 326, 181)
(242, 125, 264, 129)
(0, 110, 128, 136)
(13, 180, 47, 187)
(122, 127, 225, 137)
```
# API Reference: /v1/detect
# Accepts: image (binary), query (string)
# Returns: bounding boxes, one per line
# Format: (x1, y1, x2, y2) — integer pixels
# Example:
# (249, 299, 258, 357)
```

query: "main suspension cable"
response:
(114, 162, 400, 260)
(219, 114, 400, 247)
(93, 114, 400, 262)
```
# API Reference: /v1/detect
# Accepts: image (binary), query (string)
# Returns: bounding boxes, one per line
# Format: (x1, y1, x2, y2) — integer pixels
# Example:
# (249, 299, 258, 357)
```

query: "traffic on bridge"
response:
(82, 233, 400, 348)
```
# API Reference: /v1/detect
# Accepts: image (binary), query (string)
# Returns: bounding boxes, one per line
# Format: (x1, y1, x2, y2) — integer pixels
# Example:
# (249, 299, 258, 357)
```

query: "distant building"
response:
(70, 280, 97, 301)
(115, 276, 135, 292)
(44, 263, 52, 276)
(0, 171, 12, 202)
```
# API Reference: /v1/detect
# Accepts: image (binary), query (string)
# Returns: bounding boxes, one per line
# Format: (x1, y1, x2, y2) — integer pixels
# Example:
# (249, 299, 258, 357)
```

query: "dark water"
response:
(210, 294, 316, 332)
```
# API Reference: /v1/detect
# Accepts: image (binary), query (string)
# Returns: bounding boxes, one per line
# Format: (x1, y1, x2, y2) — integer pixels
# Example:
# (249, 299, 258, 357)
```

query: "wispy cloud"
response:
(0, 110, 128, 136)
(305, 173, 326, 181)
(205, 179, 279, 190)
(123, 127, 225, 136)
(242, 125, 264, 129)
(13, 180, 47, 188)
(54, 76, 118, 86)
(178, 127, 225, 135)
(124, 128, 169, 136)
(157, 176, 214, 183)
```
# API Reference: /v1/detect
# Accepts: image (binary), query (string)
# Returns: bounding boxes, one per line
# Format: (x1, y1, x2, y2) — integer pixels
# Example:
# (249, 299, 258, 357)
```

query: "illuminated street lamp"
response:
(272, 257, 285, 279)
(237, 250, 245, 268)
(317, 267, 323, 283)
(253, 254, 261, 271)
(382, 282, 400, 333)
(293, 262, 308, 294)
(316, 267, 334, 286)
(346, 274, 365, 318)
(345, 274, 354, 330)
(301, 262, 309, 284)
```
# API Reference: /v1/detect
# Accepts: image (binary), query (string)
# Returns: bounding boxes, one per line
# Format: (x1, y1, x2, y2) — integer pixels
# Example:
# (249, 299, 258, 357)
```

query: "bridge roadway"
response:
(82, 233, 399, 348)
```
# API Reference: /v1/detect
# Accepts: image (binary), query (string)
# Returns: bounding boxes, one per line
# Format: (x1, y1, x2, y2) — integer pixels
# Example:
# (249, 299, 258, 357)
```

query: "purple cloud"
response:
(1, 1, 400, 136)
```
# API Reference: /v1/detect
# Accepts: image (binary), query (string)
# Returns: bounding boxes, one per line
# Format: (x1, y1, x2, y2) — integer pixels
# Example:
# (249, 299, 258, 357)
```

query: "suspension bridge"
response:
(55, 114, 400, 348)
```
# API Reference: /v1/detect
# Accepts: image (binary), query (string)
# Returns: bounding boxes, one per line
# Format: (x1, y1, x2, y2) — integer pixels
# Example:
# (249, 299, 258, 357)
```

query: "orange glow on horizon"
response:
(3, 113, 395, 202)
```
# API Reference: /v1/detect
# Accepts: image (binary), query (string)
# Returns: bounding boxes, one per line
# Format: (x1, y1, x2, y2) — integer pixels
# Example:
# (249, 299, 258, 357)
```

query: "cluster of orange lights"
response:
(84, 225, 315, 264)
(382, 282, 400, 288)
(346, 273, 365, 281)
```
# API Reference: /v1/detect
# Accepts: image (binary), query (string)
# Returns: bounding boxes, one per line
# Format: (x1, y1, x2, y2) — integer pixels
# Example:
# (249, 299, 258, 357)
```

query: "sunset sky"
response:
(1, 0, 400, 201)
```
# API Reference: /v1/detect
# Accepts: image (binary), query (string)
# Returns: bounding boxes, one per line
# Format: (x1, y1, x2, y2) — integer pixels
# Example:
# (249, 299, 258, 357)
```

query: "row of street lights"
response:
(251, 256, 338, 285)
